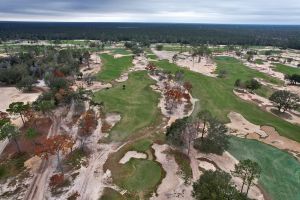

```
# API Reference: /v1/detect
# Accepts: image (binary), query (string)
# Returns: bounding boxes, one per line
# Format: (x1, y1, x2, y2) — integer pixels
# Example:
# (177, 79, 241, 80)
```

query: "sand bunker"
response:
(228, 111, 300, 160)
(119, 151, 147, 164)
(248, 126, 300, 160)
(227, 112, 268, 138)
(151, 144, 193, 200)
(151, 49, 216, 77)
(105, 113, 121, 128)
(196, 151, 264, 200)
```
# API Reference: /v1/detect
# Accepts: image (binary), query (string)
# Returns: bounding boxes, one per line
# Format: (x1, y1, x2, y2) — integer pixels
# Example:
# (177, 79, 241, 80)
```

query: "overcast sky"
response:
(0, 0, 300, 24)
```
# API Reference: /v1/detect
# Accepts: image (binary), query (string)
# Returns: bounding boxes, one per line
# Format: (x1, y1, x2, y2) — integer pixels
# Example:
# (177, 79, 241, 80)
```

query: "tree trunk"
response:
(57, 152, 64, 174)
(241, 178, 246, 192)
(20, 114, 25, 125)
(13, 138, 21, 154)
(246, 184, 251, 196)
(201, 121, 206, 139)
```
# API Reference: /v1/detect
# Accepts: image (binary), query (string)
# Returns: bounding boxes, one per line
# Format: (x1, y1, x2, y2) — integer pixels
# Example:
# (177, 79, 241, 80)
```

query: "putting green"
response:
(228, 137, 300, 200)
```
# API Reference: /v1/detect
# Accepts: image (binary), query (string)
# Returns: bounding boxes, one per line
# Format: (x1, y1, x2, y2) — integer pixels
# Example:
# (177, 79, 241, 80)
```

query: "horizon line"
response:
(0, 21, 300, 26)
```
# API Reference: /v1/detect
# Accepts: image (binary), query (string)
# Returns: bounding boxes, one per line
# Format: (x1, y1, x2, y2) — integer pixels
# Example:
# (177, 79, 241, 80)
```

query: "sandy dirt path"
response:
(24, 114, 62, 200)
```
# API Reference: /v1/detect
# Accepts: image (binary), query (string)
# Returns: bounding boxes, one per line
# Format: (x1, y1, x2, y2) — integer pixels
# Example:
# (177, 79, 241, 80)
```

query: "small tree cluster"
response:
(193, 170, 249, 200)
(284, 74, 300, 85)
(35, 134, 74, 173)
(155, 44, 163, 51)
(145, 63, 157, 71)
(269, 90, 300, 113)
(234, 78, 261, 92)
(194, 118, 229, 155)
(6, 102, 30, 125)
(166, 117, 198, 155)
(78, 110, 97, 150)
(232, 159, 261, 196)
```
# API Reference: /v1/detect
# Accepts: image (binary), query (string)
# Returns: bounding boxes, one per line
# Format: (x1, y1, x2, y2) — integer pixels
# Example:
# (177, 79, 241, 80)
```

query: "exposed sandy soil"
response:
(0, 87, 41, 112)
(119, 151, 147, 164)
(246, 61, 285, 80)
(152, 49, 217, 77)
(115, 54, 148, 83)
(151, 144, 193, 200)
(234, 90, 300, 125)
(74, 52, 112, 91)
(0, 87, 42, 156)
(227, 111, 300, 161)
(196, 150, 264, 200)
(248, 126, 300, 160)
(149, 74, 197, 127)
(227, 112, 268, 138)
(105, 113, 121, 128)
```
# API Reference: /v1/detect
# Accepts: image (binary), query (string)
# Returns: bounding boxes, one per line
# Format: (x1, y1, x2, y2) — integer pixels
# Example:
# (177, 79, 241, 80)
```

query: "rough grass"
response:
(168, 150, 192, 182)
(96, 54, 133, 82)
(255, 59, 264, 65)
(228, 136, 300, 200)
(0, 153, 29, 180)
(116, 159, 162, 192)
(131, 139, 152, 152)
(99, 188, 125, 200)
(155, 57, 300, 142)
(272, 63, 300, 75)
(93, 71, 160, 141)
(255, 85, 276, 99)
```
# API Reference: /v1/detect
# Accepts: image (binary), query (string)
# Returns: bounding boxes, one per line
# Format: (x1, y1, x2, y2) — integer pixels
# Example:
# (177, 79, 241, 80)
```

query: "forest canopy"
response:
(1, 22, 300, 49)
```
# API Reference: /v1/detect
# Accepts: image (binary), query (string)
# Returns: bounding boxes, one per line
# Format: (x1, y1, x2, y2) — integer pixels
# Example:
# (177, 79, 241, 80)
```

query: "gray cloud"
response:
(0, 0, 299, 24)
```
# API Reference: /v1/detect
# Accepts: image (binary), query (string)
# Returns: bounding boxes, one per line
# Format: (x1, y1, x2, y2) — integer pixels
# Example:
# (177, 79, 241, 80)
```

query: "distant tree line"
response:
(1, 22, 300, 49)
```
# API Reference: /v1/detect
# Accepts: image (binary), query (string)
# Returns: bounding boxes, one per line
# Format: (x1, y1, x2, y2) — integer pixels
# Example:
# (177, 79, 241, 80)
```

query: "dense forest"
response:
(1, 22, 300, 49)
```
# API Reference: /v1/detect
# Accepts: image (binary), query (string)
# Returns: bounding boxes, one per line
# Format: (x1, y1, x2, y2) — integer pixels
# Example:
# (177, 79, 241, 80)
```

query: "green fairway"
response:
(228, 137, 300, 200)
(96, 54, 133, 82)
(273, 63, 300, 75)
(156, 57, 300, 142)
(93, 71, 160, 141)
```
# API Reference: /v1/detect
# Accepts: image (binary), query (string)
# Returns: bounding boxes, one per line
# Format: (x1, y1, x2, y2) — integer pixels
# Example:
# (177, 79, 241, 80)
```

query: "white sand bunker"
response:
(119, 151, 147, 164)
(105, 113, 121, 128)
(227, 112, 268, 138)
(198, 159, 217, 171)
